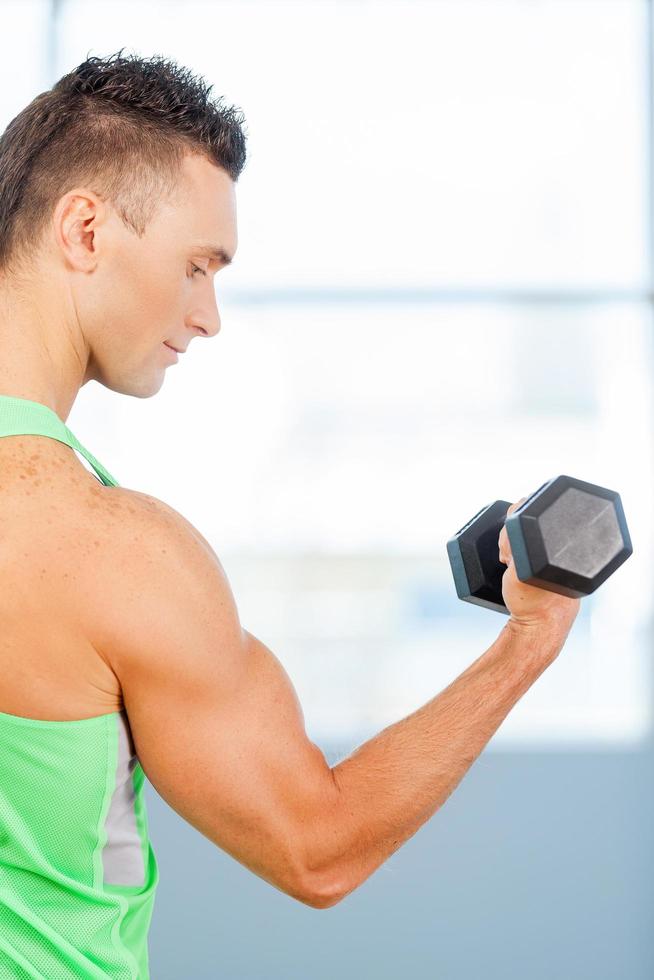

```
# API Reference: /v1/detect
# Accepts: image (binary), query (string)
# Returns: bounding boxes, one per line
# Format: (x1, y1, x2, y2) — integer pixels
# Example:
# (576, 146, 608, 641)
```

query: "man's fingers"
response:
(499, 496, 528, 564)
(507, 496, 528, 517)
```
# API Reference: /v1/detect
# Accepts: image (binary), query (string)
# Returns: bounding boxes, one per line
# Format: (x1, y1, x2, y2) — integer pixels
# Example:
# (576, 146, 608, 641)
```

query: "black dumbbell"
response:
(446, 474, 633, 615)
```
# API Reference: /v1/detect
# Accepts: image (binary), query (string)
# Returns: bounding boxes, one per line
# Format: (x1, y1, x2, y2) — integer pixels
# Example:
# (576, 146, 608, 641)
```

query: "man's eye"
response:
(191, 263, 207, 277)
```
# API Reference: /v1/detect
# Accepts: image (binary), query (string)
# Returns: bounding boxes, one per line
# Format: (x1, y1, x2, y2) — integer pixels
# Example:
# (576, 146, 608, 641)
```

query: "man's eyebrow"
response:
(193, 243, 234, 265)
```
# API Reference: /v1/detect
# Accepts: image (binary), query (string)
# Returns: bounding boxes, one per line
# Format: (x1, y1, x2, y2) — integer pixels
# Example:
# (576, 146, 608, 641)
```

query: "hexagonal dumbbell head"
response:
(505, 474, 633, 599)
(446, 499, 514, 614)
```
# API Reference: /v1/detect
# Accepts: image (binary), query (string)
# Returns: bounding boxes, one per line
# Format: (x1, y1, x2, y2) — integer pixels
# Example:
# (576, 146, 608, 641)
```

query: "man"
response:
(0, 49, 580, 978)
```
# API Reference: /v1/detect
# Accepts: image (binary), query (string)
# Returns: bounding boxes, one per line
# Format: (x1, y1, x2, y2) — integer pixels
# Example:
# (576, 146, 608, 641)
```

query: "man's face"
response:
(78, 151, 238, 397)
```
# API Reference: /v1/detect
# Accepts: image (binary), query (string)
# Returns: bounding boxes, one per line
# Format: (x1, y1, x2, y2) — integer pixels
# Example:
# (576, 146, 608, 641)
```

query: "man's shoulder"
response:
(82, 485, 193, 578)
(97, 485, 221, 564)
(80, 483, 229, 629)
(86, 483, 189, 537)
(80, 484, 241, 681)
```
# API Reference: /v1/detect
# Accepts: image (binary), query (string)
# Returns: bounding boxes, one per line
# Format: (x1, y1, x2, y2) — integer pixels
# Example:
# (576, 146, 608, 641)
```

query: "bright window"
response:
(53, 0, 652, 748)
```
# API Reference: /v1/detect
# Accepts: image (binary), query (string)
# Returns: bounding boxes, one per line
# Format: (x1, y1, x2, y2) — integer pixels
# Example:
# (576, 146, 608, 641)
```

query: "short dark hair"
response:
(0, 47, 248, 277)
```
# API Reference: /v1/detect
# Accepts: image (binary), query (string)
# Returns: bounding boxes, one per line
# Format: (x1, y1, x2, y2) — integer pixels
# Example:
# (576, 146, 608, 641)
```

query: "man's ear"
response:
(53, 187, 107, 273)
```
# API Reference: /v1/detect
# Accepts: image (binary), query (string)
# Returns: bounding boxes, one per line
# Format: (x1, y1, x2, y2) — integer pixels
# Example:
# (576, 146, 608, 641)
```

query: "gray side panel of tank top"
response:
(102, 710, 146, 887)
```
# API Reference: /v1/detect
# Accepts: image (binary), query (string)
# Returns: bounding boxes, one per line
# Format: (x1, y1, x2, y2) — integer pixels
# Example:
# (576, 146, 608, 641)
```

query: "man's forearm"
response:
(307, 618, 571, 905)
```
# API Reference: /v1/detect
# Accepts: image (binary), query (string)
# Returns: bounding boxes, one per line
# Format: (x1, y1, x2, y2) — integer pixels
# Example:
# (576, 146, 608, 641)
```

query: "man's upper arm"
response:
(88, 489, 342, 909)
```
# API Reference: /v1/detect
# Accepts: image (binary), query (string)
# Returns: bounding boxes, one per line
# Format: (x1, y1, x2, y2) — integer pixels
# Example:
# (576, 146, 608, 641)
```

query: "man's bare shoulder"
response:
(97, 485, 220, 563)
(82, 484, 238, 670)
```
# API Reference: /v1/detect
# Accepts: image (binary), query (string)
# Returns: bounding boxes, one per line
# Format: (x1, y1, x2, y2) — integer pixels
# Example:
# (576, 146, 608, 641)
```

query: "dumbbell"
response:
(446, 474, 633, 615)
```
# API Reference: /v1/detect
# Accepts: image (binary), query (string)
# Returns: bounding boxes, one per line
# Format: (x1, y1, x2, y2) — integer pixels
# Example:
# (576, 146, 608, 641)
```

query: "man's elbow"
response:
(268, 862, 342, 909)
(292, 865, 348, 909)
(301, 881, 346, 910)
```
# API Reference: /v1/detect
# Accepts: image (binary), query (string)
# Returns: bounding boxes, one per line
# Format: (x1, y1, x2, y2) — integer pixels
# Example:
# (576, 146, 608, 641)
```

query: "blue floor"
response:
(147, 732, 654, 979)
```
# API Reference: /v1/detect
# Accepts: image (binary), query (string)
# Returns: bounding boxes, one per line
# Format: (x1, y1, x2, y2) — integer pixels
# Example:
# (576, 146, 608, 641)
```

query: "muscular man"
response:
(0, 50, 580, 978)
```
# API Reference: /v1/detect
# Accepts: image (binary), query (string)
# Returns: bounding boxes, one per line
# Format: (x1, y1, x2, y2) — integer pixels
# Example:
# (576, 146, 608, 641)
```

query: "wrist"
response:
(505, 615, 572, 656)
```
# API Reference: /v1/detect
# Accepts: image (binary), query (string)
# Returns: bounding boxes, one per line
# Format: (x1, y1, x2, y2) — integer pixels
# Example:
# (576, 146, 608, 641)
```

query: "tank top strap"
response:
(0, 394, 120, 487)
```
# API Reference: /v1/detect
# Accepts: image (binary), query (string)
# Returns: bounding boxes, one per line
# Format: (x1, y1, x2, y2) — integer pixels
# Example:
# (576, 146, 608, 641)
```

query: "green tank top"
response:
(0, 394, 160, 979)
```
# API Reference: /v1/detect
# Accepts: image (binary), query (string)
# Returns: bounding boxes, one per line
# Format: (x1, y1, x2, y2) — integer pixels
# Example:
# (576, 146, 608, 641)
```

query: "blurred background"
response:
(2, 0, 653, 976)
